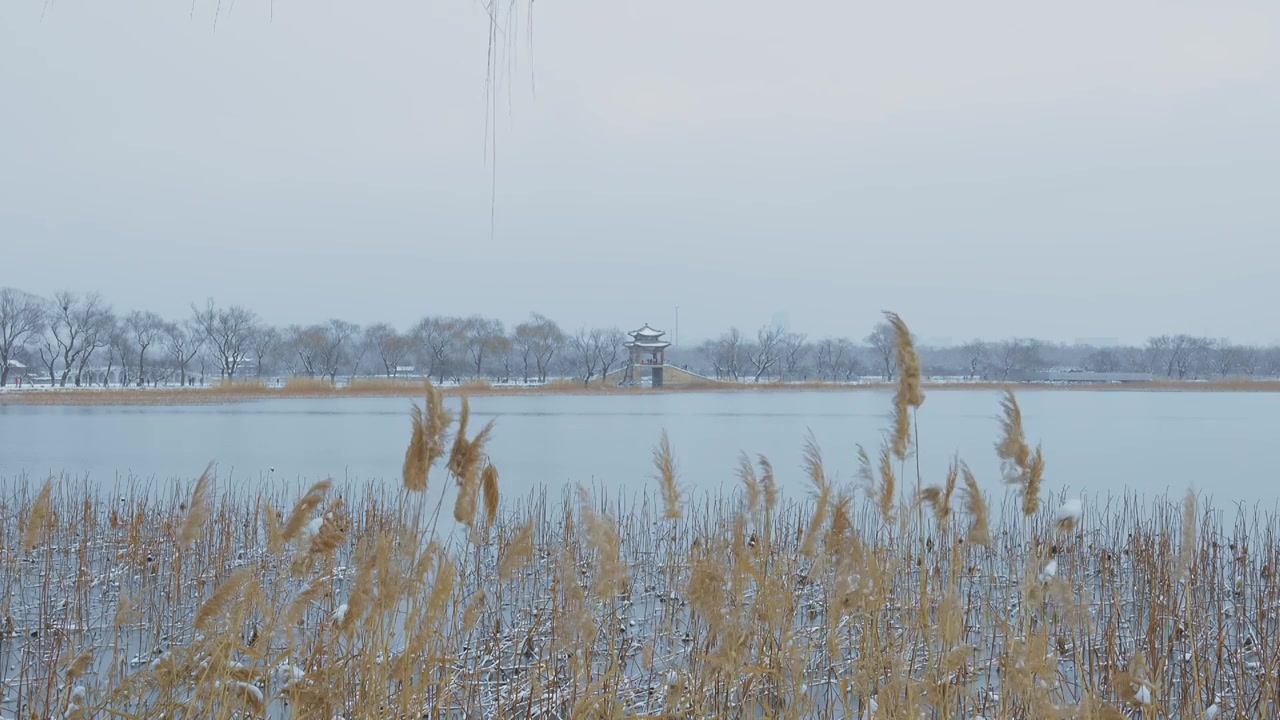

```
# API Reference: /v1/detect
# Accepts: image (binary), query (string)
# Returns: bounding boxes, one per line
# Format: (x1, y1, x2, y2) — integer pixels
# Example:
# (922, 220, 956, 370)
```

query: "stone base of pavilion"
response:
(605, 364, 721, 388)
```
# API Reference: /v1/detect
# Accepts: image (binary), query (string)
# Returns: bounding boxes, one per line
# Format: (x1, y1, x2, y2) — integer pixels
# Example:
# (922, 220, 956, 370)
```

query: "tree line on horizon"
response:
(2, 287, 1279, 388)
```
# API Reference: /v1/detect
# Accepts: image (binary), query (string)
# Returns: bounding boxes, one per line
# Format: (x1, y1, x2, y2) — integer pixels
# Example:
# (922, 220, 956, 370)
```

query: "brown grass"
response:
(282, 376, 334, 392)
(7, 376, 1280, 406)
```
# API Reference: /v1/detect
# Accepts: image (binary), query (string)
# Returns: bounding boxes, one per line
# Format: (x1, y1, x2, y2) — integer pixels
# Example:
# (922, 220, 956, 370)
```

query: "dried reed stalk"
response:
(22, 478, 53, 551)
(920, 456, 960, 525)
(961, 463, 989, 545)
(885, 311, 924, 459)
(736, 451, 760, 515)
(281, 481, 332, 542)
(179, 462, 214, 546)
(997, 389, 1043, 516)
(654, 430, 681, 520)
(1178, 488, 1197, 579)
(402, 404, 429, 492)
(194, 566, 253, 632)
(758, 455, 777, 513)
(800, 434, 829, 557)
(481, 464, 500, 526)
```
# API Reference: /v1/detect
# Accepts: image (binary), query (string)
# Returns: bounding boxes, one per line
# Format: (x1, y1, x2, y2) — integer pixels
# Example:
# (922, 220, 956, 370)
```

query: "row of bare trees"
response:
(5, 287, 1280, 388)
(694, 322, 1280, 383)
(0, 288, 588, 387)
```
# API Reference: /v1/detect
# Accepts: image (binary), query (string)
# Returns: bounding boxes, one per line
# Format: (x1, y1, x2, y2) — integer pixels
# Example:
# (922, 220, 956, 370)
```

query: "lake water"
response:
(1, 390, 1276, 505)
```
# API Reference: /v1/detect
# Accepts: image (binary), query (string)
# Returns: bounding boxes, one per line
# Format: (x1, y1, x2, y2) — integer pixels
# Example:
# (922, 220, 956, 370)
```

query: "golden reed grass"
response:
(0, 316, 1258, 720)
(654, 430, 681, 520)
(885, 310, 924, 460)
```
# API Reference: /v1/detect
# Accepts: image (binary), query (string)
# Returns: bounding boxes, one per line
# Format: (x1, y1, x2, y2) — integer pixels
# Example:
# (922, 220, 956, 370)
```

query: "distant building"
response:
(4, 359, 30, 387)
(623, 324, 671, 387)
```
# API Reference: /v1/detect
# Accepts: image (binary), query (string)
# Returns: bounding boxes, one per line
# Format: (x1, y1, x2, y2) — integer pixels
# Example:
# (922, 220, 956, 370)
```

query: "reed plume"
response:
(997, 389, 1042, 516)
(885, 311, 924, 459)
(758, 454, 777, 513)
(64, 649, 93, 683)
(179, 462, 214, 546)
(194, 566, 253, 632)
(920, 456, 960, 525)
(1024, 444, 1044, 517)
(800, 433, 830, 557)
(1178, 488, 1197, 579)
(22, 478, 53, 552)
(499, 517, 535, 581)
(449, 396, 497, 527)
(653, 430, 681, 520)
(447, 395, 472, 478)
(481, 463, 500, 526)
(961, 463, 989, 545)
(402, 403, 429, 492)
(997, 389, 1031, 471)
(281, 481, 331, 542)
(737, 451, 760, 515)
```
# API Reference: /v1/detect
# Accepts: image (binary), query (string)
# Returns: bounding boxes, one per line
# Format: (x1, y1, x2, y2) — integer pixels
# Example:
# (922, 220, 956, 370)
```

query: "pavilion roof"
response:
(629, 324, 665, 338)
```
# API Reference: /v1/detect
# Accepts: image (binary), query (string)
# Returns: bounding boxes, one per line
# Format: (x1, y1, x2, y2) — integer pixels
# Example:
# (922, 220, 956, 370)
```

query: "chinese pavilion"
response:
(623, 324, 671, 387)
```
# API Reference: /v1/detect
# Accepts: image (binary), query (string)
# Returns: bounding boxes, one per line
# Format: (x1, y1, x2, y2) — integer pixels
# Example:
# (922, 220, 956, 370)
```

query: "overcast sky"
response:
(2, 1, 1278, 345)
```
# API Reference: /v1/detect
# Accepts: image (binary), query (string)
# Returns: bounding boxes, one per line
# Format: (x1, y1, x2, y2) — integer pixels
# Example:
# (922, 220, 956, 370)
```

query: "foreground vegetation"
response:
(1, 315, 1269, 718)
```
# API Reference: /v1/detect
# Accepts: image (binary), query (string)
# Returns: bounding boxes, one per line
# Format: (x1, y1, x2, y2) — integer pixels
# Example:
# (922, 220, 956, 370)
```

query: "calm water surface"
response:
(1, 390, 1276, 504)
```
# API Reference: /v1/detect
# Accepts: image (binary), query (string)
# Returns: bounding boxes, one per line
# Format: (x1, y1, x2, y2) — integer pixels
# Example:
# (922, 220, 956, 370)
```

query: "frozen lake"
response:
(1, 389, 1277, 504)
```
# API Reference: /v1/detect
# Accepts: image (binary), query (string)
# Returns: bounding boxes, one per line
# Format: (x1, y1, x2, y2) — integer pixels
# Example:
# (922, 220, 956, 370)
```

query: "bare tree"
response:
(495, 334, 515, 382)
(779, 332, 809, 380)
(284, 321, 356, 384)
(44, 292, 112, 387)
(343, 323, 370, 382)
(991, 338, 1044, 381)
(1181, 337, 1213, 379)
(1263, 347, 1280, 378)
(571, 328, 600, 386)
(106, 316, 133, 387)
(1082, 348, 1121, 373)
(250, 326, 280, 379)
(0, 288, 45, 387)
(364, 323, 413, 377)
(283, 325, 321, 377)
(166, 321, 204, 387)
(595, 327, 626, 384)
(512, 313, 565, 383)
(835, 339, 863, 380)
(749, 325, 785, 382)
(461, 316, 506, 378)
(413, 316, 465, 383)
(1236, 345, 1261, 376)
(324, 321, 359, 384)
(814, 338, 836, 381)
(700, 328, 744, 380)
(1123, 346, 1150, 373)
(814, 337, 845, 381)
(75, 308, 113, 387)
(126, 311, 166, 387)
(1210, 340, 1241, 378)
(1142, 334, 1207, 379)
(865, 321, 895, 380)
(960, 340, 990, 380)
(192, 300, 259, 381)
(36, 331, 59, 387)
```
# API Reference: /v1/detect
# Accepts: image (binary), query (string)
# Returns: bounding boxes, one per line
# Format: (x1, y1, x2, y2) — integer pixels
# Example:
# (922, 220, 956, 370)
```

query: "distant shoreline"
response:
(3, 377, 1279, 406)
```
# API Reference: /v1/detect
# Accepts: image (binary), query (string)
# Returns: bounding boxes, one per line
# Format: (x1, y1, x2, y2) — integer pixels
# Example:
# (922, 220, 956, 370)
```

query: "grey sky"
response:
(2, 1, 1278, 345)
